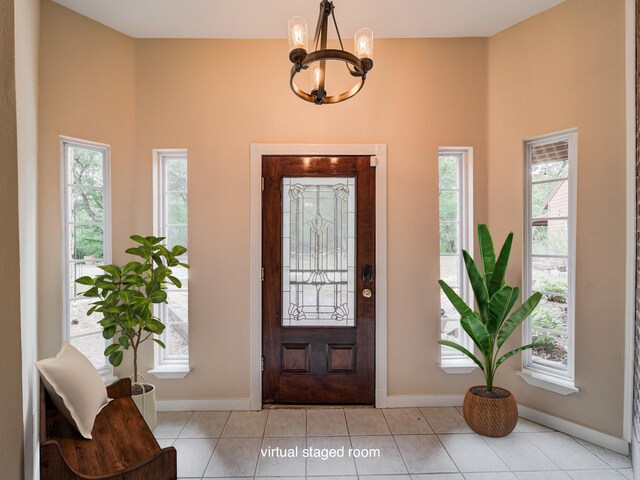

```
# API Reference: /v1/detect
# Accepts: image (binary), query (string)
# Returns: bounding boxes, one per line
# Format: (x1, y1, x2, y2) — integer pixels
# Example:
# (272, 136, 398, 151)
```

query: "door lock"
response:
(362, 264, 373, 283)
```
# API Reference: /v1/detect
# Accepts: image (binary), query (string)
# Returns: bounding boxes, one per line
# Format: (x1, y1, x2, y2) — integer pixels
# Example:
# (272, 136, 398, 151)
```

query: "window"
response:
(62, 137, 111, 373)
(522, 130, 578, 393)
(151, 150, 190, 377)
(438, 148, 474, 370)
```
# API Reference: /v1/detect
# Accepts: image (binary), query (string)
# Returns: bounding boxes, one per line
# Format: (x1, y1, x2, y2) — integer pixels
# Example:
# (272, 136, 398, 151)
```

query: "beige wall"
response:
(38, 0, 137, 357)
(1, 0, 25, 477)
(37, 0, 627, 438)
(487, 0, 626, 436)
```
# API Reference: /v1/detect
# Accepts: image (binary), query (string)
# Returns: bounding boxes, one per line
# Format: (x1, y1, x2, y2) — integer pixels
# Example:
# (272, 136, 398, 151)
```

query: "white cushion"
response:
(36, 342, 110, 439)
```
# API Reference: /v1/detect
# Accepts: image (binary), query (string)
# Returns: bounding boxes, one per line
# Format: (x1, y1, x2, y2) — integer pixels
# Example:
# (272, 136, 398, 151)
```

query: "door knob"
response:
(362, 288, 372, 298)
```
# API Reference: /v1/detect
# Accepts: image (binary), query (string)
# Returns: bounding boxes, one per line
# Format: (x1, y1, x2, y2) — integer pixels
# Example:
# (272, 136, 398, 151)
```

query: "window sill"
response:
(148, 365, 191, 380)
(518, 368, 579, 395)
(439, 358, 479, 374)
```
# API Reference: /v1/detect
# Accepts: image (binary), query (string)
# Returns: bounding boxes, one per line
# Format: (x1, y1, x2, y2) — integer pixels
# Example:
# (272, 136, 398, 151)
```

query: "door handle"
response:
(362, 264, 373, 283)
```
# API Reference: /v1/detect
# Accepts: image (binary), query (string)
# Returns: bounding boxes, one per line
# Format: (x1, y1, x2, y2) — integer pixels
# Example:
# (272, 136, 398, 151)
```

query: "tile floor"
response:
(153, 407, 633, 480)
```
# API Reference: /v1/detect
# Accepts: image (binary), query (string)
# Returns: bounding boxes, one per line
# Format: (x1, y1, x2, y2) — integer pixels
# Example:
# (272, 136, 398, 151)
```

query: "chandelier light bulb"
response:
(312, 65, 322, 91)
(288, 17, 308, 52)
(354, 28, 374, 59)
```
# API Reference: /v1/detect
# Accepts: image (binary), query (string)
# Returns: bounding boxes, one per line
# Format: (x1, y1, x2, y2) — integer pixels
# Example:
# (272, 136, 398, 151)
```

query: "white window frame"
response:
(438, 147, 476, 373)
(520, 129, 579, 395)
(60, 136, 113, 379)
(149, 149, 191, 379)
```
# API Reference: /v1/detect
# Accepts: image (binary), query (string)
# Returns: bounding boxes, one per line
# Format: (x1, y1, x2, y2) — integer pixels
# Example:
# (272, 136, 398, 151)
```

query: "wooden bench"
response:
(40, 377, 177, 479)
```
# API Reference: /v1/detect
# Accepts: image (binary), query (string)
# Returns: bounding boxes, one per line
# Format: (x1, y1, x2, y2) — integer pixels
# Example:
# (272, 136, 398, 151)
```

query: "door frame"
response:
(250, 144, 388, 410)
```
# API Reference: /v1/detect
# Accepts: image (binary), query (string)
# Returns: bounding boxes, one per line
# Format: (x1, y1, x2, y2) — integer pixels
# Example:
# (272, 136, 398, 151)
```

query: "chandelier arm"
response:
(330, 6, 346, 51)
(312, 1, 325, 52)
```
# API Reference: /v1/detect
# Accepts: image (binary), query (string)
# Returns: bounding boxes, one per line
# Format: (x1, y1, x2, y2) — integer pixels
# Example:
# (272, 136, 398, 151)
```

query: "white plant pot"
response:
(131, 382, 157, 431)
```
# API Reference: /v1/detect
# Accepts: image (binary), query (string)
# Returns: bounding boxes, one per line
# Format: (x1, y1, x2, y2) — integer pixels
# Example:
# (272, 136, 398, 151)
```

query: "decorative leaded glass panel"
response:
(282, 177, 356, 327)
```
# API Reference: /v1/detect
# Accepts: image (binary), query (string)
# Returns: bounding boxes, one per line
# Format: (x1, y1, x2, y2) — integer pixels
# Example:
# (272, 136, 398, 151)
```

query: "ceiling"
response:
(51, 0, 565, 39)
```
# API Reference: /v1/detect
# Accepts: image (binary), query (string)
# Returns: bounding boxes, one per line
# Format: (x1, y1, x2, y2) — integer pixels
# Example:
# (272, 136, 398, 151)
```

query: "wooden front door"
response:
(262, 156, 375, 404)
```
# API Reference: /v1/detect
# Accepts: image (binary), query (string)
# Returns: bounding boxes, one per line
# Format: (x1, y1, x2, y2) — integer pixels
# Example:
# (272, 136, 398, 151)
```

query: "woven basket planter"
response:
(463, 385, 517, 437)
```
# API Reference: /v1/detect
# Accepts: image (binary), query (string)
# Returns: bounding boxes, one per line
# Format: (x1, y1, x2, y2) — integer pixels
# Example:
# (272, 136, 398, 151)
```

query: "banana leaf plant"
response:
(76, 235, 189, 382)
(438, 224, 543, 391)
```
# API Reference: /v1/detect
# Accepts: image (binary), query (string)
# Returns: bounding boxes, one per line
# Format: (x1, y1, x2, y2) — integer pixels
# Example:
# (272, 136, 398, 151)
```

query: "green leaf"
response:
(495, 343, 540, 368)
(75, 276, 94, 286)
(122, 261, 141, 274)
(149, 289, 167, 304)
(477, 224, 496, 282)
(150, 236, 166, 245)
(168, 276, 182, 288)
(438, 280, 473, 317)
(103, 326, 117, 339)
(145, 318, 166, 334)
(172, 245, 187, 256)
(153, 338, 166, 349)
(461, 313, 492, 357)
(104, 343, 120, 356)
(118, 335, 130, 349)
(504, 287, 520, 329)
(130, 234, 147, 245)
(179, 262, 190, 269)
(462, 250, 489, 322)
(82, 287, 100, 298)
(487, 286, 513, 335)
(438, 340, 484, 371)
(98, 264, 121, 277)
(109, 350, 123, 367)
(497, 292, 543, 348)
(87, 305, 97, 316)
(488, 232, 514, 296)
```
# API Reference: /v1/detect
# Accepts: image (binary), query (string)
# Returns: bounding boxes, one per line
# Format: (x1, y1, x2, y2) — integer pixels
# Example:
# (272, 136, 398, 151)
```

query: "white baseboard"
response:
(632, 430, 640, 480)
(518, 405, 629, 455)
(157, 398, 251, 411)
(386, 394, 464, 408)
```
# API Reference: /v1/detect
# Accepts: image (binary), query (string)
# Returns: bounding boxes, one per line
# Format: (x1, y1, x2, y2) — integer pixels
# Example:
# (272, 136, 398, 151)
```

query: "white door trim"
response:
(249, 144, 388, 410)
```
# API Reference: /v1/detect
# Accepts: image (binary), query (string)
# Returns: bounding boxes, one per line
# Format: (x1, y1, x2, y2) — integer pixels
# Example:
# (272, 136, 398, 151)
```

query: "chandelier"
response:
(288, 1, 374, 105)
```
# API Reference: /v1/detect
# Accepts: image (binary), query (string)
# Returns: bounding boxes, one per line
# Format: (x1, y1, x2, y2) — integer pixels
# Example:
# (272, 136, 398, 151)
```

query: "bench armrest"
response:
(106, 378, 131, 398)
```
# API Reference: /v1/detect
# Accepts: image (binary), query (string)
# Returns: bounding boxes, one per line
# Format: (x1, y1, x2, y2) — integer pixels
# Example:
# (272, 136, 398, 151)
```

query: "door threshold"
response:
(263, 404, 375, 409)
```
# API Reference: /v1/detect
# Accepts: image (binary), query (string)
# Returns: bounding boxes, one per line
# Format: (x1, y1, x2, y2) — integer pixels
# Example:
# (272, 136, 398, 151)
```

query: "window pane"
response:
(70, 298, 102, 337)
(531, 297, 568, 369)
(166, 225, 188, 250)
(532, 180, 568, 218)
(68, 147, 104, 187)
(166, 324, 188, 357)
(441, 319, 461, 343)
(166, 157, 187, 192)
(440, 255, 459, 287)
(167, 193, 188, 225)
(438, 156, 459, 189)
(440, 287, 461, 320)
(166, 291, 188, 323)
(70, 333, 106, 368)
(532, 257, 568, 295)
(532, 219, 568, 256)
(439, 191, 459, 222)
(440, 222, 458, 254)
(69, 261, 103, 298)
(69, 224, 104, 260)
(69, 187, 103, 223)
(282, 177, 355, 327)
(532, 160, 568, 182)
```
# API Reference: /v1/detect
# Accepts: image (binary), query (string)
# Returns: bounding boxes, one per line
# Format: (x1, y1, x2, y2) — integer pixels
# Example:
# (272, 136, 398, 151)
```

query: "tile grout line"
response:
(200, 410, 233, 478)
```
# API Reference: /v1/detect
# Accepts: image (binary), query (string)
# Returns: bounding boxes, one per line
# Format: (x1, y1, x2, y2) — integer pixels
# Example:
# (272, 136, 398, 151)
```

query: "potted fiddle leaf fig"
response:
(438, 224, 543, 437)
(76, 235, 189, 430)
